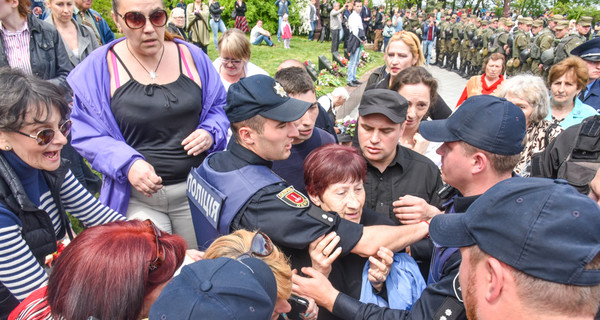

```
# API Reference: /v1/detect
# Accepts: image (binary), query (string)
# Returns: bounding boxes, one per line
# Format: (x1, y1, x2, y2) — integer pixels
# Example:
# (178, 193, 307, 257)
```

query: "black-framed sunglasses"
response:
(236, 231, 274, 260)
(15, 120, 72, 146)
(116, 9, 168, 29)
(144, 219, 165, 271)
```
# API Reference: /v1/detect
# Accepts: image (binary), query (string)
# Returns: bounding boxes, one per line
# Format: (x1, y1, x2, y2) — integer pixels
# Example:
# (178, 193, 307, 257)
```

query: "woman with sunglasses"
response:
(213, 28, 268, 91)
(0, 68, 125, 318)
(204, 230, 319, 320)
(66, 0, 228, 250)
(9, 220, 187, 320)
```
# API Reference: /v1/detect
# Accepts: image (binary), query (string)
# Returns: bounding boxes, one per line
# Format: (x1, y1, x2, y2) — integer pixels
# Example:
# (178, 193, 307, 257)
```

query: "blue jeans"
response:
(277, 16, 283, 41)
(252, 34, 274, 46)
(210, 19, 227, 50)
(423, 39, 434, 65)
(308, 20, 316, 40)
(347, 46, 361, 83)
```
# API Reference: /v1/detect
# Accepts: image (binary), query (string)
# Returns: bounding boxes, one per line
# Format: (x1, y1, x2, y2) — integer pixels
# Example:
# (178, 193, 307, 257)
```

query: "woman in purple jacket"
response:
(67, 0, 228, 249)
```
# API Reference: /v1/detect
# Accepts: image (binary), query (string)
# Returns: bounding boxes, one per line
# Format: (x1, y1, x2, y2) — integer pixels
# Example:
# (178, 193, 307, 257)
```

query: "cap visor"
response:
(429, 213, 477, 248)
(260, 98, 312, 122)
(359, 108, 405, 124)
(418, 119, 459, 142)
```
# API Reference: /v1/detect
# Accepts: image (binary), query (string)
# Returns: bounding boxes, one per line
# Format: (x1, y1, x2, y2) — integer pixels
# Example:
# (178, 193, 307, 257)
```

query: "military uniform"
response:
(437, 16, 452, 67)
(450, 18, 463, 71)
(507, 18, 531, 76)
(491, 19, 511, 60)
(554, 32, 586, 65)
(460, 16, 476, 77)
(530, 24, 554, 76)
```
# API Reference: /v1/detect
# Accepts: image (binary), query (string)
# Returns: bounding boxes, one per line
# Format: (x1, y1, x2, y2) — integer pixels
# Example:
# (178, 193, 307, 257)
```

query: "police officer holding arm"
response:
(187, 75, 429, 268)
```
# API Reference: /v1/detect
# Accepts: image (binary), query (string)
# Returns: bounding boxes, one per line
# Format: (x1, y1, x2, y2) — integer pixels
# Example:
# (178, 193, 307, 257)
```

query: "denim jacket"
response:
(0, 14, 72, 90)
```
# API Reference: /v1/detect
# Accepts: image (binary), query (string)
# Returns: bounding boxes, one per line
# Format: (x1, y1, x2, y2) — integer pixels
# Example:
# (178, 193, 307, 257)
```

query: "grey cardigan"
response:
(44, 16, 99, 66)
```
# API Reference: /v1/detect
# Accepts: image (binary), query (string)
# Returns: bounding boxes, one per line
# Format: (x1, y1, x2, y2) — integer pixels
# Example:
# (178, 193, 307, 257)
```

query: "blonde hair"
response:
(385, 31, 425, 66)
(218, 28, 251, 61)
(204, 230, 293, 300)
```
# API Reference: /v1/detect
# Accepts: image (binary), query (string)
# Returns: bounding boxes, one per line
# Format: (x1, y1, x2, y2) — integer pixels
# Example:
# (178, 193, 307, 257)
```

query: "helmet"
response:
(519, 48, 531, 62)
(541, 48, 555, 65)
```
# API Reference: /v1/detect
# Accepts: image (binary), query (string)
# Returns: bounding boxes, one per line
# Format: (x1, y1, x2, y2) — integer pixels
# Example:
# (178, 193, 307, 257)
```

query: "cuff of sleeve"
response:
(335, 218, 363, 257)
(121, 156, 144, 183)
(332, 292, 363, 320)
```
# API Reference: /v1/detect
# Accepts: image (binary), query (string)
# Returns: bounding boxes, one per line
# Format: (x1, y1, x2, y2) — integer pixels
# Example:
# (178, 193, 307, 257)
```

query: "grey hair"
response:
(331, 87, 349, 100)
(500, 75, 550, 124)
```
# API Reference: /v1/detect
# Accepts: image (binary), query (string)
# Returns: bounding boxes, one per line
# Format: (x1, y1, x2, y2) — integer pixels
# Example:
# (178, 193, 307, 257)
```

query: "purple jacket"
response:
(67, 38, 228, 215)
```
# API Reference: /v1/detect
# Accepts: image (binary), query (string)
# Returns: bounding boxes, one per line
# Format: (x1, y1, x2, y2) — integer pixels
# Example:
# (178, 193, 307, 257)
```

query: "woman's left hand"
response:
(368, 247, 394, 292)
(299, 296, 319, 320)
(182, 129, 214, 156)
(413, 133, 430, 155)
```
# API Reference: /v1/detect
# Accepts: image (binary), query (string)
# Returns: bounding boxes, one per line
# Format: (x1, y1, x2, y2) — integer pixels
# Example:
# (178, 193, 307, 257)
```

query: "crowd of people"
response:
(1, 0, 600, 318)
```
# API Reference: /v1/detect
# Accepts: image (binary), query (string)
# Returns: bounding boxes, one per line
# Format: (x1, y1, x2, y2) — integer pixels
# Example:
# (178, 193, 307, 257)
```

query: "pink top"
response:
(0, 21, 32, 75)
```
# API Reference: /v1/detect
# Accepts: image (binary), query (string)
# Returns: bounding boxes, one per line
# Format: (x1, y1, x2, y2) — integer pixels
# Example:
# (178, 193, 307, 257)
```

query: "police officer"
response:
(571, 37, 600, 110)
(187, 75, 429, 269)
(530, 19, 553, 76)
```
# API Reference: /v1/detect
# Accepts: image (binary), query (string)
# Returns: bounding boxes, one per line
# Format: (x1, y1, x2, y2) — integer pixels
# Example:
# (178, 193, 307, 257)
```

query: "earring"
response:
(4, 146, 10, 150)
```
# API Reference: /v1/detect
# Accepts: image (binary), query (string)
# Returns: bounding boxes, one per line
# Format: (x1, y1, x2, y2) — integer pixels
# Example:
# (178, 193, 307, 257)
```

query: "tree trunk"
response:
(502, 0, 510, 17)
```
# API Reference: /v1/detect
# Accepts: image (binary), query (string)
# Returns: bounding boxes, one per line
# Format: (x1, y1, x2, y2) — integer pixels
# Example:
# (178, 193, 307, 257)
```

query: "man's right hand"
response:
(393, 195, 441, 224)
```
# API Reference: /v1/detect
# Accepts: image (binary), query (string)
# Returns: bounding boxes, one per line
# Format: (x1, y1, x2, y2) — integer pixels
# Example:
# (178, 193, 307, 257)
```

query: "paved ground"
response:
(337, 65, 468, 119)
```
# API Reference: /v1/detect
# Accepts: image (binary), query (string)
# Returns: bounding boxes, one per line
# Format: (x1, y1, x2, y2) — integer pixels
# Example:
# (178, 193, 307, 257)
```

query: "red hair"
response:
(47, 220, 187, 320)
(304, 144, 366, 198)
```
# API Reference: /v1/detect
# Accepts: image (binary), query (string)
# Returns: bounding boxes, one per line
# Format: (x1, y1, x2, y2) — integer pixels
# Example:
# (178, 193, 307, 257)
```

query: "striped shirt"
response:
(0, 21, 32, 75)
(0, 170, 125, 302)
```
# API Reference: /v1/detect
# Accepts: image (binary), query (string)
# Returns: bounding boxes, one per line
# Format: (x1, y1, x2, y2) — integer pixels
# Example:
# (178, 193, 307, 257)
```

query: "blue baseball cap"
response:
(430, 177, 600, 286)
(225, 75, 312, 123)
(149, 257, 277, 320)
(419, 95, 526, 155)
(571, 38, 600, 62)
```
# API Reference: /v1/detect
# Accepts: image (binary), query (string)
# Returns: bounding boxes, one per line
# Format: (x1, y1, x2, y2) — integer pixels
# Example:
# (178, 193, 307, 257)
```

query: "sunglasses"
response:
(144, 219, 165, 271)
(237, 231, 274, 260)
(221, 58, 244, 66)
(117, 9, 167, 30)
(15, 120, 72, 146)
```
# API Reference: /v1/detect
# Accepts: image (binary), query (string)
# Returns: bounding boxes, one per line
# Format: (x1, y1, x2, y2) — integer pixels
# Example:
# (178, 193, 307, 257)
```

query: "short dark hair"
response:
(460, 141, 521, 174)
(304, 144, 366, 198)
(273, 67, 315, 95)
(231, 114, 267, 143)
(390, 66, 438, 115)
(0, 67, 70, 132)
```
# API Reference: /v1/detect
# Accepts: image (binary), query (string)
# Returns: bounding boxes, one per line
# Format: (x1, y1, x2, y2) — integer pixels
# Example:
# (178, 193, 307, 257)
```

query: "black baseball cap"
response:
(419, 95, 526, 155)
(225, 75, 312, 123)
(430, 177, 600, 286)
(358, 89, 408, 124)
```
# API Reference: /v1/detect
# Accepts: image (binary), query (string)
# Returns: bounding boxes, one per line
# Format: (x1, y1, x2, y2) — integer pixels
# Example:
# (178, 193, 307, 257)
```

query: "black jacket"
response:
(0, 14, 72, 91)
(209, 2, 223, 21)
(0, 154, 72, 318)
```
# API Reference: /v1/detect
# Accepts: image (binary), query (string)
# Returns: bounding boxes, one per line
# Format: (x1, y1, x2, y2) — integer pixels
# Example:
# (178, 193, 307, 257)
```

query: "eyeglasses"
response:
(15, 120, 72, 146)
(144, 219, 165, 271)
(221, 58, 244, 66)
(236, 231, 274, 260)
(117, 9, 168, 30)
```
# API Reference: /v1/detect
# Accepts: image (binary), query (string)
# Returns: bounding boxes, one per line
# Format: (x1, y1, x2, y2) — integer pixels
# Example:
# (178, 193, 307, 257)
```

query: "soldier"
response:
(491, 18, 511, 63)
(507, 16, 531, 76)
(553, 17, 588, 65)
(436, 15, 452, 67)
(459, 14, 477, 77)
(530, 19, 554, 76)
(490, 17, 498, 31)
(474, 20, 493, 75)
(449, 14, 463, 71)
(548, 14, 564, 32)
(541, 21, 569, 75)
(319, 0, 333, 42)
(578, 16, 593, 40)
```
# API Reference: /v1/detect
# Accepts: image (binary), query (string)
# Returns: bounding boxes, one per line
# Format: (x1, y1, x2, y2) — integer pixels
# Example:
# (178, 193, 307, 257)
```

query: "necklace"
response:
(126, 41, 165, 80)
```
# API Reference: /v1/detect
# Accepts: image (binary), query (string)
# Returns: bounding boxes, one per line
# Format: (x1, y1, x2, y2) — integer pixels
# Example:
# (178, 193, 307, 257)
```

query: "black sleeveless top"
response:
(110, 44, 205, 185)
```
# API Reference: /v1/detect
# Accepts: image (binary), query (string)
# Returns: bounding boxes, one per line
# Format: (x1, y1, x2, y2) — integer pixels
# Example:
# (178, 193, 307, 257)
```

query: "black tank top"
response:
(110, 44, 205, 185)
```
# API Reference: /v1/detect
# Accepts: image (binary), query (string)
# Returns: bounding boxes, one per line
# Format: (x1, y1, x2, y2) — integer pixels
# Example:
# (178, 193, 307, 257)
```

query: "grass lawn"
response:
(205, 34, 385, 95)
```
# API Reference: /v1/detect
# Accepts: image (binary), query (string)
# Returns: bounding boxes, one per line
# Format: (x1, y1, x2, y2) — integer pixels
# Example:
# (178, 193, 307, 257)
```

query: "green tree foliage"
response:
(92, 0, 118, 32)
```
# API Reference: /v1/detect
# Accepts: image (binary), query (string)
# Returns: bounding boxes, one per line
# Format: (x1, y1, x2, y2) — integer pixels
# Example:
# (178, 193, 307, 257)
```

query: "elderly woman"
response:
(9, 220, 187, 319)
(303, 144, 424, 320)
(546, 56, 598, 129)
(166, 7, 189, 41)
(203, 230, 319, 320)
(0, 0, 72, 90)
(366, 31, 452, 120)
(66, 0, 229, 250)
(500, 75, 564, 176)
(213, 28, 268, 91)
(0, 68, 125, 318)
(456, 53, 505, 107)
(391, 66, 441, 167)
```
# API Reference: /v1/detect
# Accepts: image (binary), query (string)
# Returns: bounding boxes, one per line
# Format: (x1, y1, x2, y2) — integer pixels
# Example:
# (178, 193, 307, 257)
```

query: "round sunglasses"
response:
(116, 9, 167, 30)
(15, 120, 72, 146)
(237, 231, 274, 260)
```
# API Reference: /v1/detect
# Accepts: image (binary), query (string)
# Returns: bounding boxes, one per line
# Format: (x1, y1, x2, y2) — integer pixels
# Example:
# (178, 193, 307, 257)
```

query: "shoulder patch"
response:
(277, 186, 309, 208)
